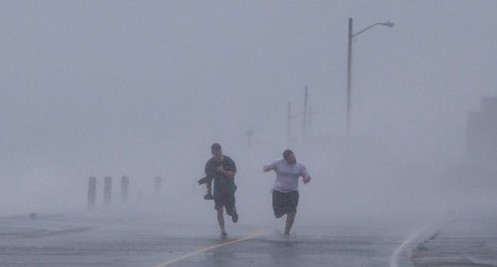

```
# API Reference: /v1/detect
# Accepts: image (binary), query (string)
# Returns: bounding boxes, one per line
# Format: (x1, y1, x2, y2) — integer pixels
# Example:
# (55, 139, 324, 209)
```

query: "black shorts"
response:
(272, 190, 299, 218)
(214, 192, 236, 215)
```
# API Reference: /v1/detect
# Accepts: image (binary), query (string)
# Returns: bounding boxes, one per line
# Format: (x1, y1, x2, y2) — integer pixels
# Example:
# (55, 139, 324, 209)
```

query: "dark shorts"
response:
(214, 192, 236, 215)
(272, 190, 299, 218)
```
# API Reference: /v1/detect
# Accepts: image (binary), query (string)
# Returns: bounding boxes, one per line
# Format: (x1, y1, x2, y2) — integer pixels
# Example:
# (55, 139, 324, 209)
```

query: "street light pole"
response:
(346, 18, 394, 136)
(347, 18, 353, 136)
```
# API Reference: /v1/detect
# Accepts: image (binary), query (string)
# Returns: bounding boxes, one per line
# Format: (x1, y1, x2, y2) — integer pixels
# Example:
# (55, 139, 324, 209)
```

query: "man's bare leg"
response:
(217, 208, 227, 238)
(284, 212, 296, 236)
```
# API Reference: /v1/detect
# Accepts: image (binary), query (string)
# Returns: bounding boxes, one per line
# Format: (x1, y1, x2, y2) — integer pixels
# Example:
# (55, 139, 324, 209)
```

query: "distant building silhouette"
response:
(459, 96, 497, 185)
(466, 96, 497, 165)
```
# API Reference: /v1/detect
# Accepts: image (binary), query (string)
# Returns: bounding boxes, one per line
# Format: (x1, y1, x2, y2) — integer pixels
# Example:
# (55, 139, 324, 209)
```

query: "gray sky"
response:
(1, 1, 496, 218)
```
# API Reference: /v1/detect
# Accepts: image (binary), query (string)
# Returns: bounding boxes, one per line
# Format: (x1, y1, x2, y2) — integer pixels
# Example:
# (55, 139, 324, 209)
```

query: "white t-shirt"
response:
(268, 158, 308, 193)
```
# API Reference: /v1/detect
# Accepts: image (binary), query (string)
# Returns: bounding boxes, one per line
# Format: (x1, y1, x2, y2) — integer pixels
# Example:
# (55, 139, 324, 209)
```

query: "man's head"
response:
(211, 143, 223, 161)
(283, 149, 296, 165)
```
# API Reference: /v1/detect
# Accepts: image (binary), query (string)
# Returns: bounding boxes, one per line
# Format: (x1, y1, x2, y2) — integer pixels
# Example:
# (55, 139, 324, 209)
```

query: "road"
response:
(0, 212, 422, 267)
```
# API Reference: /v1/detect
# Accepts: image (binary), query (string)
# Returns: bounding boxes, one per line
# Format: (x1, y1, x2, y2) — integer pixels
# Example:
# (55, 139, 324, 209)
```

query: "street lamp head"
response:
(352, 20, 395, 38)
(384, 21, 394, 28)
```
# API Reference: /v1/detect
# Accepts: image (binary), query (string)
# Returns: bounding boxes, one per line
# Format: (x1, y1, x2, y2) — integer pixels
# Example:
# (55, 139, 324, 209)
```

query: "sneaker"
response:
(204, 193, 214, 200)
(283, 231, 290, 238)
(231, 210, 238, 223)
(220, 231, 227, 239)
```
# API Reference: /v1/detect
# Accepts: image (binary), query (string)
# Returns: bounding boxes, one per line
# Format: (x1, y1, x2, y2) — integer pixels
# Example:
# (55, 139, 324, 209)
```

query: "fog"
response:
(1, 0, 496, 228)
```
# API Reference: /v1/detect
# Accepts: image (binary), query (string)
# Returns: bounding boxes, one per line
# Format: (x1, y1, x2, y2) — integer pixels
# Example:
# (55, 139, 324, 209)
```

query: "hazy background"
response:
(1, 1, 496, 226)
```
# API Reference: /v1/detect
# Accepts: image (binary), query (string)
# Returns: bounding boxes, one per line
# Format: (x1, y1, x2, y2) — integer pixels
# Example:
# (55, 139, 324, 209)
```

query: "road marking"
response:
(153, 230, 264, 267)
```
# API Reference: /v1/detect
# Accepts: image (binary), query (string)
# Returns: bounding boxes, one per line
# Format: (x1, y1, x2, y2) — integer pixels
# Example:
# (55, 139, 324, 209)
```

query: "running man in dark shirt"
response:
(203, 143, 239, 239)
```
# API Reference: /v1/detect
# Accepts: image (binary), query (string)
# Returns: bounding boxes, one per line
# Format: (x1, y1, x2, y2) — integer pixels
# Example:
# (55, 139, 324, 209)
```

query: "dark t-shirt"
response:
(204, 155, 237, 195)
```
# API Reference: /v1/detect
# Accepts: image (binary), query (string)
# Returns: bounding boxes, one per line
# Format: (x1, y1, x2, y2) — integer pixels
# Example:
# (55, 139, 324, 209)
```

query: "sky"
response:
(0, 0, 496, 221)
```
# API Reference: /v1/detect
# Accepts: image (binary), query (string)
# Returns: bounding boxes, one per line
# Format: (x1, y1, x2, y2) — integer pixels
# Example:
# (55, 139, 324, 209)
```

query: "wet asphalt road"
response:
(0, 213, 417, 267)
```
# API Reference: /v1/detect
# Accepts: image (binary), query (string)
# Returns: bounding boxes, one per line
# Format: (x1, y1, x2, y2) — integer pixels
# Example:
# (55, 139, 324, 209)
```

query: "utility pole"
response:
(247, 129, 254, 148)
(308, 104, 313, 139)
(303, 86, 308, 140)
(287, 101, 291, 145)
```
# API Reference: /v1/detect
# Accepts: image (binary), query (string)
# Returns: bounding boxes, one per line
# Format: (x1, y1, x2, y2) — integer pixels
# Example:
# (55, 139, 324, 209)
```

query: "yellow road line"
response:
(153, 230, 264, 267)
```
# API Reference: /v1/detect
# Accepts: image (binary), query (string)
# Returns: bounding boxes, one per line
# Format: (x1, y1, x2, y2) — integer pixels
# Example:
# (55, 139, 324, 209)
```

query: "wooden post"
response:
(104, 176, 112, 205)
(121, 176, 129, 203)
(87, 177, 97, 209)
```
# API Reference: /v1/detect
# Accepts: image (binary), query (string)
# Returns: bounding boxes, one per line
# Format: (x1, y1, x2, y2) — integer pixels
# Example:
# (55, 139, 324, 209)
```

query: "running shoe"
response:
(232, 210, 238, 223)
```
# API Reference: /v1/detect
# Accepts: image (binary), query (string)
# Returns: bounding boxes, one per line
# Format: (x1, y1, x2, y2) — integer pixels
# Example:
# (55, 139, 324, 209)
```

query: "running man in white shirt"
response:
(263, 149, 311, 237)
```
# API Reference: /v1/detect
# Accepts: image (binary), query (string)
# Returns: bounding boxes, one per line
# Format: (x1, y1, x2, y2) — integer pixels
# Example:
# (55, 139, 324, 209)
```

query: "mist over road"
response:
(0, 212, 428, 267)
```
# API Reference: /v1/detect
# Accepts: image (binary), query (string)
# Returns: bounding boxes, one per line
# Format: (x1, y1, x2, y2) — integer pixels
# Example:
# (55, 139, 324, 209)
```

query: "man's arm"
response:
(205, 159, 216, 177)
(217, 157, 236, 179)
(263, 159, 277, 172)
(263, 165, 273, 172)
(302, 174, 311, 184)
(217, 165, 235, 178)
(301, 166, 311, 184)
